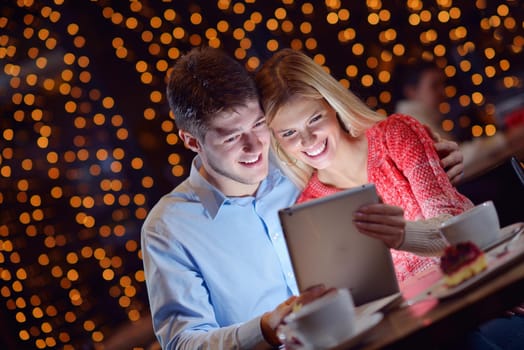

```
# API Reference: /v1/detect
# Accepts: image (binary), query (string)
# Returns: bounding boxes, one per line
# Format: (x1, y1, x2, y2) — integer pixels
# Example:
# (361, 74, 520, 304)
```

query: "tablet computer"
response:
(279, 183, 400, 306)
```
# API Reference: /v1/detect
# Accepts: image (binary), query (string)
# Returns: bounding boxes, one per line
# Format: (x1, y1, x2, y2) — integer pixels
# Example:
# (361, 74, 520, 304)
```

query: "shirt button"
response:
(287, 272, 293, 278)
(272, 233, 280, 241)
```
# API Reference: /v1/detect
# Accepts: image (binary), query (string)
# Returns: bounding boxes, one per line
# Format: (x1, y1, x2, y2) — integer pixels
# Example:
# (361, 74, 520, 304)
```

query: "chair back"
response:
(511, 156, 524, 185)
(457, 156, 524, 228)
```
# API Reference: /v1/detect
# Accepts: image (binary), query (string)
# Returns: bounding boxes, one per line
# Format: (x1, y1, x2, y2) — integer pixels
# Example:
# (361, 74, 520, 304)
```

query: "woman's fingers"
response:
(354, 213, 404, 228)
(356, 203, 403, 216)
(354, 204, 406, 248)
(355, 222, 405, 248)
(354, 204, 405, 228)
(354, 220, 405, 234)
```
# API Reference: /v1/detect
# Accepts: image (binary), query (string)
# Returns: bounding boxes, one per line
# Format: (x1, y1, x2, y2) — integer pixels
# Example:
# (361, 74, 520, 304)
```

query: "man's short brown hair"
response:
(166, 46, 259, 139)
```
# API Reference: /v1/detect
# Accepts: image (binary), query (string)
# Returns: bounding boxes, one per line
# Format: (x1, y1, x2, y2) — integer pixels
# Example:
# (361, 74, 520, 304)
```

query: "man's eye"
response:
(254, 120, 267, 128)
(224, 135, 238, 143)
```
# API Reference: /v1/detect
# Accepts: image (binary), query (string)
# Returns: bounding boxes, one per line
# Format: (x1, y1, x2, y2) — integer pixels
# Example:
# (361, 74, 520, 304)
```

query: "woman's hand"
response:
(353, 203, 406, 249)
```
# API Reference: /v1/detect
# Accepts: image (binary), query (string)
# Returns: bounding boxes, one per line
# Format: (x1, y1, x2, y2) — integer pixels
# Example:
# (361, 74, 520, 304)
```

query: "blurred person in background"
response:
(392, 61, 524, 181)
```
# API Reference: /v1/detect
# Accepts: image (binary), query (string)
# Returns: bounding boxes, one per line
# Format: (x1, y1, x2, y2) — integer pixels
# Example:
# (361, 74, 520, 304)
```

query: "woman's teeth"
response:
(305, 140, 326, 156)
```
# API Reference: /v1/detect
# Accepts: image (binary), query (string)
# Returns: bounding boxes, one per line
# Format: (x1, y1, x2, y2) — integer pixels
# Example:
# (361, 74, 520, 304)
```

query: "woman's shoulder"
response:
(373, 113, 430, 136)
(383, 113, 424, 127)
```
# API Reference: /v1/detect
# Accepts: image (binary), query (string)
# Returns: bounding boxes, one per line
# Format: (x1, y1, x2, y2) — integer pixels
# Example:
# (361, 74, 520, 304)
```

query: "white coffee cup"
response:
(439, 200, 500, 250)
(279, 288, 356, 349)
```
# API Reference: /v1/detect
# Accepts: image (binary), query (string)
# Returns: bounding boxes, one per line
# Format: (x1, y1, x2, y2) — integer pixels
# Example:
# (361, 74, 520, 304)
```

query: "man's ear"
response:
(179, 129, 201, 153)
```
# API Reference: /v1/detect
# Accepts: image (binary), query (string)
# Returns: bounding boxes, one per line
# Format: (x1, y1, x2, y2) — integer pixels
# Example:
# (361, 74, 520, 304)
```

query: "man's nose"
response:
(242, 133, 263, 152)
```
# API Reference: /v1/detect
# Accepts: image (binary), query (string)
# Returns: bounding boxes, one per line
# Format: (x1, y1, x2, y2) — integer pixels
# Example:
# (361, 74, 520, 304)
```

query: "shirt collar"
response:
(188, 155, 286, 219)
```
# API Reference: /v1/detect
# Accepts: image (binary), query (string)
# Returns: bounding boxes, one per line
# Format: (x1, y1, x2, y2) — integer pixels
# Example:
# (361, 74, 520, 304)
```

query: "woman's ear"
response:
(178, 129, 201, 153)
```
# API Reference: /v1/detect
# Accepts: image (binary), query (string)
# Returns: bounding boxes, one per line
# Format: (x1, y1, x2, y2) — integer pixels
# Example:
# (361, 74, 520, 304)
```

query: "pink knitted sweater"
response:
(297, 114, 473, 282)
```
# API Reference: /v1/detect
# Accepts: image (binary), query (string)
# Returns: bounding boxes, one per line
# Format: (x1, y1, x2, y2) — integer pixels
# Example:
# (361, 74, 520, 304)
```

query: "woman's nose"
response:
(299, 130, 316, 147)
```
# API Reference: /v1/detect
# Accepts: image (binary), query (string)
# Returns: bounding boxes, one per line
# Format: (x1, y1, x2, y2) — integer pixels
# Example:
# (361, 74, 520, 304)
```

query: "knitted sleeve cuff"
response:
(399, 215, 452, 256)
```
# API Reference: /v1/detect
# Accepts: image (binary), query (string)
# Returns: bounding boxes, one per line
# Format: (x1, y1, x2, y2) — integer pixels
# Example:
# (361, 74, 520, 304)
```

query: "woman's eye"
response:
(281, 130, 295, 138)
(310, 114, 322, 123)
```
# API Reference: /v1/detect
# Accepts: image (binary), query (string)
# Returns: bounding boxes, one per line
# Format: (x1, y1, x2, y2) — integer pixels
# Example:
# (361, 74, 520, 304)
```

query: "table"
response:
(346, 245, 524, 349)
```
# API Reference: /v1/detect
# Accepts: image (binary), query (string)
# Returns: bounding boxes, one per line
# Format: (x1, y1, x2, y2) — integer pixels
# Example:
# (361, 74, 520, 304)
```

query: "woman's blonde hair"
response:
(255, 48, 385, 189)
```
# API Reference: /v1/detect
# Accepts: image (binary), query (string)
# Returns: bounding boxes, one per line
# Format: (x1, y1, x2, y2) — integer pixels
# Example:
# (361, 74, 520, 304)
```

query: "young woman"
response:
(255, 49, 474, 283)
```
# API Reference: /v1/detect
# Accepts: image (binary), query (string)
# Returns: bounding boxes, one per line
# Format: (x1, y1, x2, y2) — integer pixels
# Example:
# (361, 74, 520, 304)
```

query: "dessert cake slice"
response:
(440, 241, 488, 287)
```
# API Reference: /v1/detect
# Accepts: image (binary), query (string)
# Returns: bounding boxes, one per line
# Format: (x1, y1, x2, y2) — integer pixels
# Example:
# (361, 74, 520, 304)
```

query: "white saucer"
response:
(330, 312, 383, 349)
(356, 292, 403, 316)
(483, 222, 524, 251)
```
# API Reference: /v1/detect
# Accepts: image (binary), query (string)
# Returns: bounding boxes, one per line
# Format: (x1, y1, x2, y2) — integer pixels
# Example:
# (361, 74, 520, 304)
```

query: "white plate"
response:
(401, 222, 524, 306)
(433, 224, 524, 299)
(482, 222, 524, 251)
(330, 312, 383, 349)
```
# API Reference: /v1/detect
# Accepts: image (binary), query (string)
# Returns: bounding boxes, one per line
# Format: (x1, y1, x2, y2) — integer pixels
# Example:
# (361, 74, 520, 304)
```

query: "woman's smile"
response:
(303, 139, 327, 157)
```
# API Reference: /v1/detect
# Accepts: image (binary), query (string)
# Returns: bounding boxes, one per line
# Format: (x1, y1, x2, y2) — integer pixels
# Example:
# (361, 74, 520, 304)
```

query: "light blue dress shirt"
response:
(141, 155, 300, 349)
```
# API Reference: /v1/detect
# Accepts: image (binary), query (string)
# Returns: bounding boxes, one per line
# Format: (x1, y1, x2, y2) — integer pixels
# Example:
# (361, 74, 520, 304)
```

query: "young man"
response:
(141, 46, 464, 349)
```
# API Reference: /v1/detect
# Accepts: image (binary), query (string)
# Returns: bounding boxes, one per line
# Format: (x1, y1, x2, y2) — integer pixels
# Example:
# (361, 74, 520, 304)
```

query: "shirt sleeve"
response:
(141, 224, 273, 350)
(176, 316, 272, 350)
(383, 114, 473, 218)
(400, 216, 451, 256)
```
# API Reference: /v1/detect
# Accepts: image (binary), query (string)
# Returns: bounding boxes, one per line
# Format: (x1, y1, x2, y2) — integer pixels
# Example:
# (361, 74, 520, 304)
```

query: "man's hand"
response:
(427, 128, 464, 185)
(260, 285, 330, 346)
(353, 203, 406, 249)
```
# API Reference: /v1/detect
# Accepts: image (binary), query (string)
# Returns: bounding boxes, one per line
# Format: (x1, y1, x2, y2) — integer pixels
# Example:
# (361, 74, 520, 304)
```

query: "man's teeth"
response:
(242, 156, 259, 164)
(305, 141, 326, 156)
